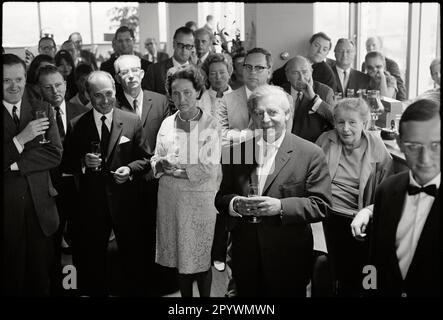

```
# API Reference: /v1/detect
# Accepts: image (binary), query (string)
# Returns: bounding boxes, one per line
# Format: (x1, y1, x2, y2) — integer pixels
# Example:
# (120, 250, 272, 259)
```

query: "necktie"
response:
(54, 107, 65, 141)
(100, 115, 110, 160)
(291, 92, 303, 133)
(133, 99, 140, 118)
(197, 58, 202, 66)
(343, 70, 348, 91)
(407, 184, 437, 197)
(12, 105, 20, 133)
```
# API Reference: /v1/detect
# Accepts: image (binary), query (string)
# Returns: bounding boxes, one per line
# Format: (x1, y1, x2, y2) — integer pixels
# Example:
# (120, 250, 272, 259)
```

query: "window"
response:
(314, 2, 350, 60)
(416, 2, 440, 94)
(2, 2, 39, 47)
(40, 2, 91, 44)
(358, 2, 409, 81)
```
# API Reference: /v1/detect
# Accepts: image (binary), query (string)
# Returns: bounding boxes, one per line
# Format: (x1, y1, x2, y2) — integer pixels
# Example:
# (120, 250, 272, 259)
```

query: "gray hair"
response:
(333, 98, 370, 123)
(247, 85, 291, 115)
(285, 55, 313, 73)
(114, 54, 141, 74)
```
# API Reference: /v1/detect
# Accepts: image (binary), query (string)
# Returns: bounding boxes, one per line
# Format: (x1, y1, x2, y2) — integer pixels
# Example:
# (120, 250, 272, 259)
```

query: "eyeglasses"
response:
(243, 64, 269, 73)
(41, 82, 65, 91)
(402, 141, 440, 155)
(39, 45, 55, 51)
(176, 42, 194, 50)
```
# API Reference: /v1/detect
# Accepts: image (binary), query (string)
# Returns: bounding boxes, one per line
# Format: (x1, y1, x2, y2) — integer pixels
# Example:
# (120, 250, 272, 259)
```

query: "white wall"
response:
(138, 3, 160, 55)
(166, 3, 198, 56)
(250, 3, 315, 70)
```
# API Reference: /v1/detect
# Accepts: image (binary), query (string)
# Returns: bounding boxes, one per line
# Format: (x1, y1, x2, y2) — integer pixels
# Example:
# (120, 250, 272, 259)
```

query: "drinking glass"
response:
(90, 141, 102, 172)
(367, 90, 384, 131)
(334, 92, 343, 101)
(247, 183, 262, 224)
(35, 110, 50, 144)
(346, 88, 355, 98)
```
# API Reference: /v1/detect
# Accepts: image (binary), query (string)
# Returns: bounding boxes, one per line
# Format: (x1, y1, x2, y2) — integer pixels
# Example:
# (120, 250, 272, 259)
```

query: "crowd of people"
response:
(2, 16, 441, 298)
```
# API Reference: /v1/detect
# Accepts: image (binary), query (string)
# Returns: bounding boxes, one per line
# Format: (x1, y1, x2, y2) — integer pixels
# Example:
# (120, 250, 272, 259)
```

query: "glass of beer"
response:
(247, 183, 262, 224)
(90, 141, 102, 171)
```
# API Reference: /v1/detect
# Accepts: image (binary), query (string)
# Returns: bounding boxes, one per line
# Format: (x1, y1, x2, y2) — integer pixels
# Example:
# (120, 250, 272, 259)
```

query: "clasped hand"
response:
(234, 196, 281, 217)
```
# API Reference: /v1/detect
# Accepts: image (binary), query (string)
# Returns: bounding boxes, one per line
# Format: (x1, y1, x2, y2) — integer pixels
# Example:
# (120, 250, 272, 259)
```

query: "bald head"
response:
(430, 57, 441, 86)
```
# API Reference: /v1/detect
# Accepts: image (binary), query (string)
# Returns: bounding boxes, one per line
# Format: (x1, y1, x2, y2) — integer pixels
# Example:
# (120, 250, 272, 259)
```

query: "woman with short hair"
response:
(316, 97, 394, 296)
(151, 65, 222, 297)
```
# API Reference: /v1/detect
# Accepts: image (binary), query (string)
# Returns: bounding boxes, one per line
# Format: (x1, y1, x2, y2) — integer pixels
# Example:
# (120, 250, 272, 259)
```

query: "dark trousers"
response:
(50, 176, 78, 296)
(3, 184, 54, 296)
(323, 214, 370, 297)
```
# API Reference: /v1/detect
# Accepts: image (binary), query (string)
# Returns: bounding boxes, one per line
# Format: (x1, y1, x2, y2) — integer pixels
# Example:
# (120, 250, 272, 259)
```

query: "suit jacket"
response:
(141, 58, 174, 95)
(142, 51, 170, 64)
(369, 172, 440, 297)
(361, 57, 406, 101)
(3, 96, 63, 236)
(79, 49, 98, 70)
(61, 108, 150, 225)
(332, 66, 371, 95)
(272, 61, 337, 92)
(116, 90, 169, 155)
(51, 101, 90, 186)
(281, 81, 335, 142)
(215, 133, 332, 293)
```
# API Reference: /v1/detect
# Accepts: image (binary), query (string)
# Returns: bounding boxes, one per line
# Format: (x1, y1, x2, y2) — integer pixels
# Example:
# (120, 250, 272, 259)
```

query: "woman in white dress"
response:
(151, 65, 222, 297)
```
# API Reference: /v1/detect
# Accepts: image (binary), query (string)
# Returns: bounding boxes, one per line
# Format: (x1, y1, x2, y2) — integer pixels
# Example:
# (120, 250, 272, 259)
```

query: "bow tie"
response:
(407, 184, 437, 197)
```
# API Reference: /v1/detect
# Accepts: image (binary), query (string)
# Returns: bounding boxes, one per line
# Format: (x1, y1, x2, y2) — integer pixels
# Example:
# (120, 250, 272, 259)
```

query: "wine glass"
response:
(35, 110, 50, 144)
(247, 183, 262, 224)
(90, 141, 102, 172)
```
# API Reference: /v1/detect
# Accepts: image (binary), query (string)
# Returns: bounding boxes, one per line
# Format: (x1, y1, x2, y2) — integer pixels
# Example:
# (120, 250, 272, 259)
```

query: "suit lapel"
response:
(333, 66, 344, 93)
(141, 92, 153, 127)
(262, 134, 293, 195)
(3, 105, 17, 134)
(19, 97, 34, 133)
(106, 109, 123, 160)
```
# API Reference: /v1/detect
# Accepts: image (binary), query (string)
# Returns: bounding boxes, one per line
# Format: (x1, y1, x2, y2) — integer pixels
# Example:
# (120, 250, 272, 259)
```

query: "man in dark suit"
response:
(100, 27, 151, 102)
(215, 85, 332, 297)
(69, 32, 98, 70)
(368, 99, 440, 297)
(281, 55, 335, 143)
(332, 38, 370, 97)
(142, 26, 194, 96)
(38, 65, 90, 295)
(361, 36, 406, 101)
(114, 54, 173, 295)
(62, 71, 150, 296)
(143, 37, 169, 64)
(272, 32, 337, 92)
(3, 54, 63, 296)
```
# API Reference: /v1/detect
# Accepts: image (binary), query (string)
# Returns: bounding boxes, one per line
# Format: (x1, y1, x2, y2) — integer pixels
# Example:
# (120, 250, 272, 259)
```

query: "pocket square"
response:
(119, 136, 130, 144)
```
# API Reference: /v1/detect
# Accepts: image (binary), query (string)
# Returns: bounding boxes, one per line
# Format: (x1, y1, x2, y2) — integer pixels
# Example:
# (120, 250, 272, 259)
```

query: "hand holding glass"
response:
(35, 110, 50, 144)
(90, 141, 102, 171)
(247, 183, 262, 224)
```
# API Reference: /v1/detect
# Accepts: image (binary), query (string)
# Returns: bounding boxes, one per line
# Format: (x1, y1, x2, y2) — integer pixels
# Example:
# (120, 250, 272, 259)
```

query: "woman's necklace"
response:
(178, 108, 201, 122)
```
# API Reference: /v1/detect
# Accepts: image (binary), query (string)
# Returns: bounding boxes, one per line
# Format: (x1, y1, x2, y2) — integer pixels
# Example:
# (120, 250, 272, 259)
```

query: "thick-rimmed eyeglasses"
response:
(243, 64, 269, 73)
(176, 42, 194, 50)
(402, 141, 440, 155)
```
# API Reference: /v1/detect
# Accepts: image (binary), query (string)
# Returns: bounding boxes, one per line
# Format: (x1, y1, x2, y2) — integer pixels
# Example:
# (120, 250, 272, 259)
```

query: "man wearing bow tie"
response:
(61, 71, 150, 296)
(368, 98, 440, 297)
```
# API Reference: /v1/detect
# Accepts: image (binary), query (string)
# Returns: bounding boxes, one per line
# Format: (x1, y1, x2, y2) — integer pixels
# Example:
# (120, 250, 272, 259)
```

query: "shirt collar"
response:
(336, 65, 351, 74)
(123, 90, 143, 108)
(3, 99, 22, 116)
(198, 52, 210, 62)
(208, 85, 232, 98)
(409, 171, 441, 189)
(54, 100, 66, 115)
(257, 130, 286, 149)
(93, 108, 113, 123)
(290, 86, 304, 97)
(172, 57, 189, 68)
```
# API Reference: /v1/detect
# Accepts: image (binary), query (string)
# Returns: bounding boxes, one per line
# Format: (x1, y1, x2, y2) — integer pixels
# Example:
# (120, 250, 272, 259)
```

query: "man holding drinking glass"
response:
(215, 85, 332, 297)
(3, 54, 63, 296)
(61, 71, 150, 296)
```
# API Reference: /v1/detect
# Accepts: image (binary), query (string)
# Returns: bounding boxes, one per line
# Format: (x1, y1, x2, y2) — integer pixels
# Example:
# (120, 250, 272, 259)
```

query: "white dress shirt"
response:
(197, 51, 210, 65)
(53, 100, 67, 134)
(93, 108, 113, 139)
(229, 130, 286, 216)
(396, 172, 441, 279)
(335, 65, 351, 91)
(4, 99, 24, 170)
(124, 90, 143, 120)
(172, 57, 189, 68)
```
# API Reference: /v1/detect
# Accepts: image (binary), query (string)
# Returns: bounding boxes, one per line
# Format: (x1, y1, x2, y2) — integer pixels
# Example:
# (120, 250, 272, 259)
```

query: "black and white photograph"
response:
(2, 1, 440, 309)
